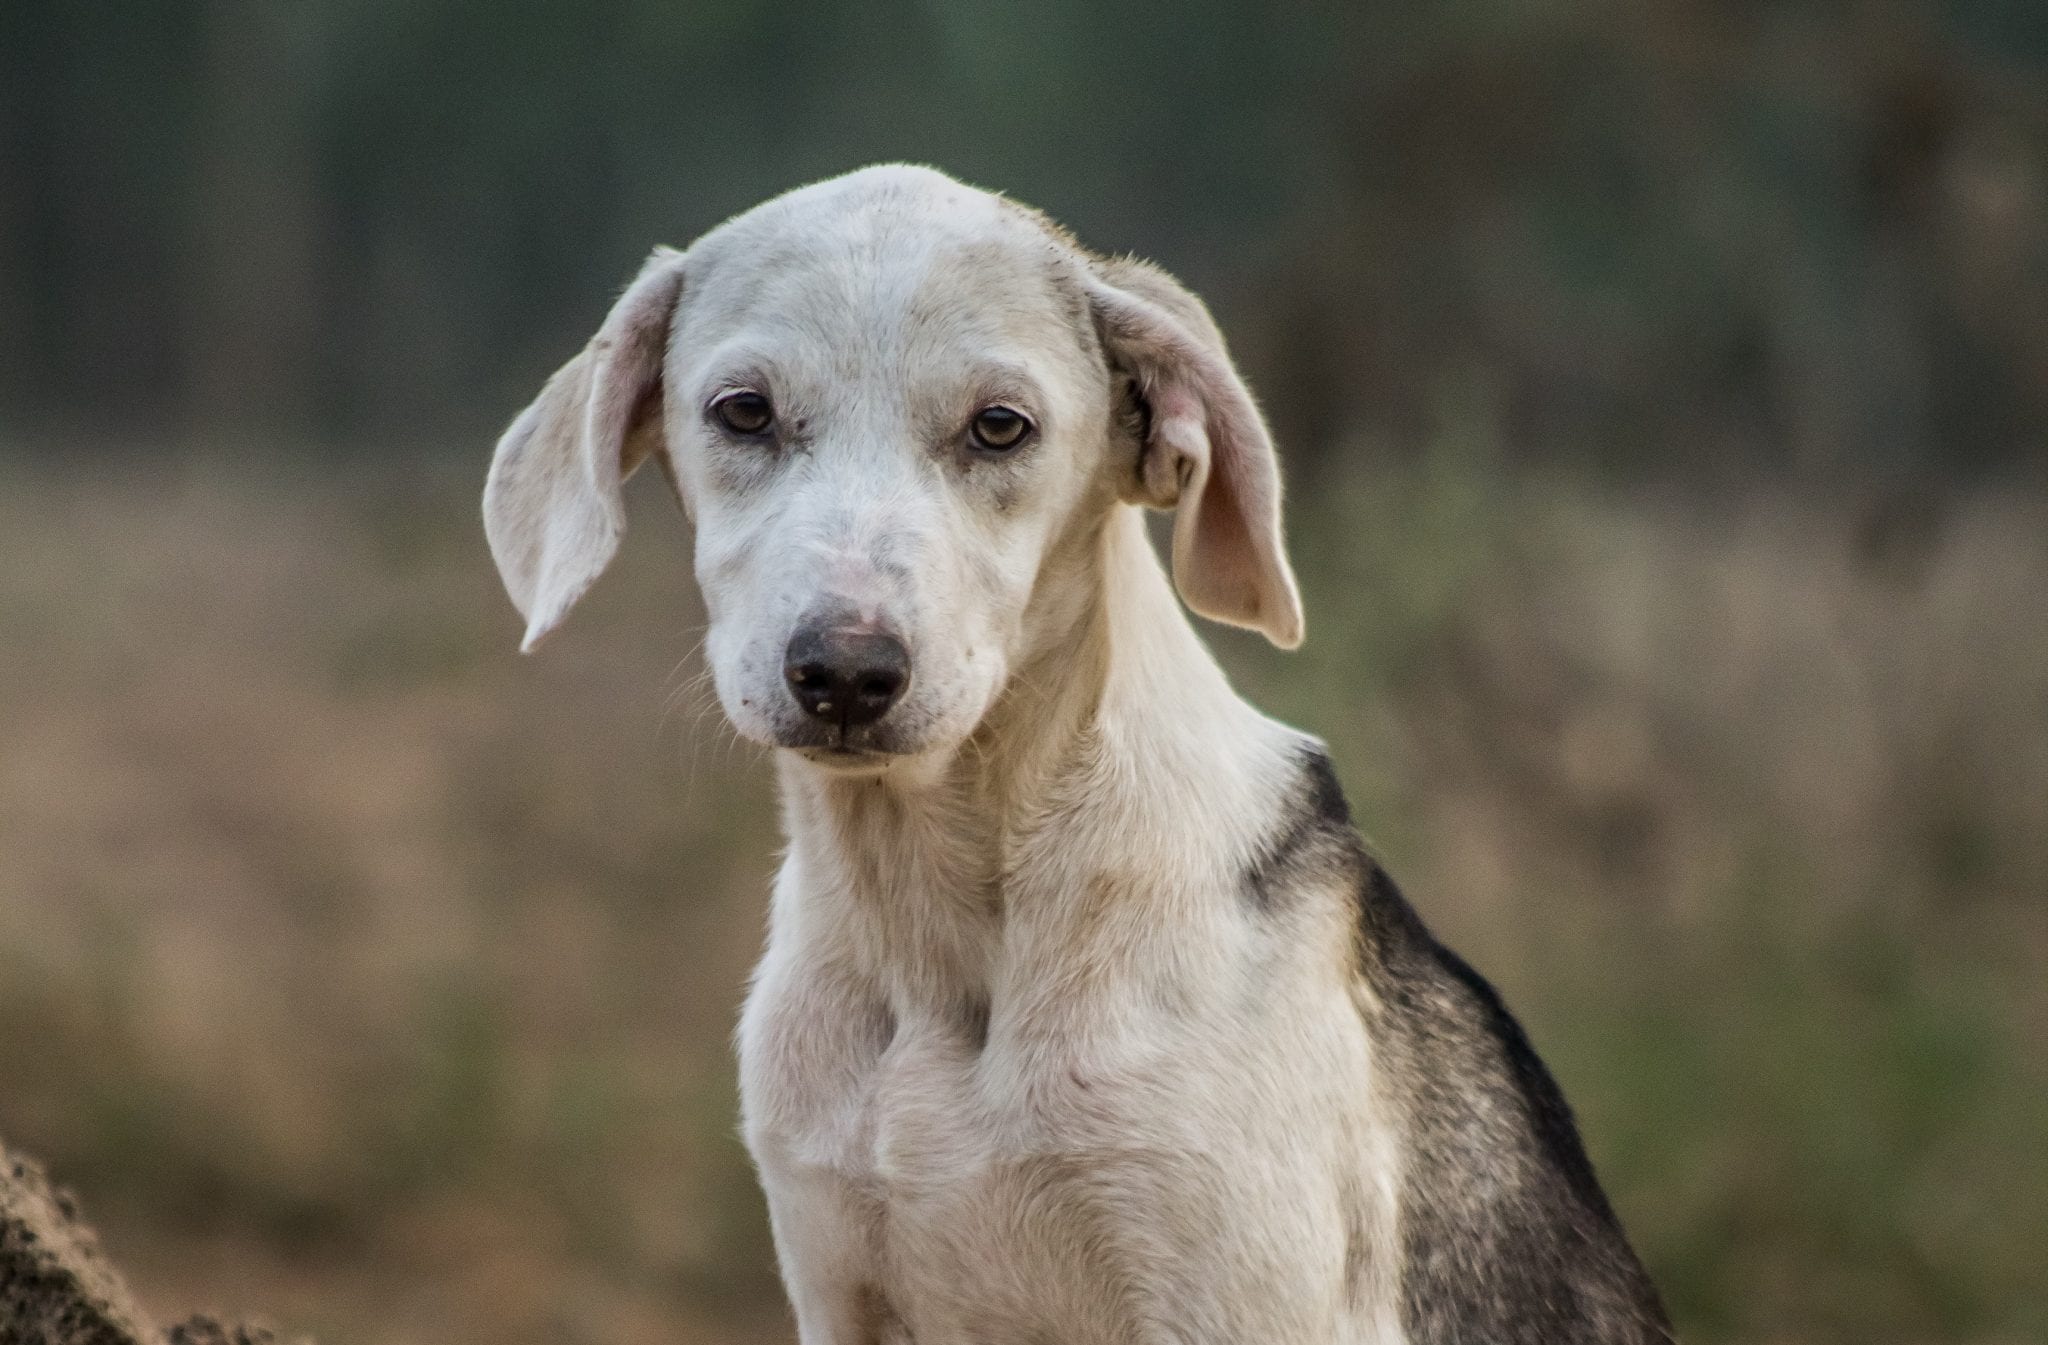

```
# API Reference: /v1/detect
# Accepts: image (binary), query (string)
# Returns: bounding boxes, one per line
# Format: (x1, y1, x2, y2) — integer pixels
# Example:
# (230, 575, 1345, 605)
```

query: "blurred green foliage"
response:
(2, 0, 2044, 478)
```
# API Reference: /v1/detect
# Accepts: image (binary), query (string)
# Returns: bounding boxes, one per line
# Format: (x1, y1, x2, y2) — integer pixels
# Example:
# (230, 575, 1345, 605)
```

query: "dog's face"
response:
(668, 175, 1118, 768)
(485, 166, 1302, 773)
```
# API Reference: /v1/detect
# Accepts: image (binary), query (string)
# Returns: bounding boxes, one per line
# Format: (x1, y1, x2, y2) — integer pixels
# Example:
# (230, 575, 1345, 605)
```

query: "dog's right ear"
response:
(483, 247, 685, 652)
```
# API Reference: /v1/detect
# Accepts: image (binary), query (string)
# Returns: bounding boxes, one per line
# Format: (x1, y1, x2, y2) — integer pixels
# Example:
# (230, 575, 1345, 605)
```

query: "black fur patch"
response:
(1243, 745, 1358, 911)
(1427, 936, 1625, 1232)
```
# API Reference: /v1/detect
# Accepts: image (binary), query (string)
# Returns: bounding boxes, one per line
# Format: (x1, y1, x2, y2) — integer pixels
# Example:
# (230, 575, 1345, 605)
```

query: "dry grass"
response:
(0, 446, 2042, 1343)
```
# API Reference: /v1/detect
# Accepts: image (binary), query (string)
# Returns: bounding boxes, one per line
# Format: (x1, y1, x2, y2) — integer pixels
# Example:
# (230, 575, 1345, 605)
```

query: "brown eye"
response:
(969, 405, 1031, 452)
(713, 390, 774, 436)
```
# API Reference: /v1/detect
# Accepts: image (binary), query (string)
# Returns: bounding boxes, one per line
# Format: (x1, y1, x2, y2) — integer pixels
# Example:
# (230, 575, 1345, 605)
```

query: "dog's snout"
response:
(784, 625, 911, 730)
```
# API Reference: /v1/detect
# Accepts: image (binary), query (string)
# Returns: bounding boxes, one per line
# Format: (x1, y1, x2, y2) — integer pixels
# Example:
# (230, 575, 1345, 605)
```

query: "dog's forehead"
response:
(676, 166, 1093, 366)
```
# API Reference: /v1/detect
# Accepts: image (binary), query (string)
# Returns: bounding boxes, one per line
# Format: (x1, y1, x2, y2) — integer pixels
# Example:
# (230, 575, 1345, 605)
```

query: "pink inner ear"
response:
(1145, 383, 1210, 503)
(1089, 267, 1303, 646)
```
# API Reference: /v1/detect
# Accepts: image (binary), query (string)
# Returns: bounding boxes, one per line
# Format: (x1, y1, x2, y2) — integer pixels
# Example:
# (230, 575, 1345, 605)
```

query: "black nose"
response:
(783, 625, 911, 729)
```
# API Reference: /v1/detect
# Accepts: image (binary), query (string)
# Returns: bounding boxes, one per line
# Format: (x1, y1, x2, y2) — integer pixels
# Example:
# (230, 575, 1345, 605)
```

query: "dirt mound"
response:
(1, 1140, 297, 1345)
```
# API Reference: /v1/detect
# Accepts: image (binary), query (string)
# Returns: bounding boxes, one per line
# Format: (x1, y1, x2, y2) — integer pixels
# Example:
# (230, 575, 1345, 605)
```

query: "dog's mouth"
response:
(792, 742, 900, 774)
(772, 720, 920, 771)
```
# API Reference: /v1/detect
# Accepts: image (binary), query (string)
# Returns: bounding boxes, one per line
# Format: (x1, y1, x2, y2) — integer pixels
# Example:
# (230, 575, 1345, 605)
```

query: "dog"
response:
(484, 164, 1671, 1344)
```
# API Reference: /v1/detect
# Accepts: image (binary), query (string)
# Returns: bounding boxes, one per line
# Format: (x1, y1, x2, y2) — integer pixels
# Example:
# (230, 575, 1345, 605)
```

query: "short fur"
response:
(484, 164, 1671, 1343)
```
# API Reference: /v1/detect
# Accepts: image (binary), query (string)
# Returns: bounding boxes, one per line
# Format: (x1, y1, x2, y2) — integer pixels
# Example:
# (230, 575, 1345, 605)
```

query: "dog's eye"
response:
(713, 391, 775, 437)
(969, 405, 1031, 452)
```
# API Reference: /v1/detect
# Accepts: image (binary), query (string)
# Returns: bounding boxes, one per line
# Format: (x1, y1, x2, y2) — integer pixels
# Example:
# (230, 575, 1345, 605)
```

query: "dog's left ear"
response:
(484, 247, 685, 652)
(1088, 258, 1304, 649)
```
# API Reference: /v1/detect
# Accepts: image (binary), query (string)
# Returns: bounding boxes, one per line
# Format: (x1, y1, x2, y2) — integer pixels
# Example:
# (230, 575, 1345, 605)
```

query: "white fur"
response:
(485, 165, 1402, 1343)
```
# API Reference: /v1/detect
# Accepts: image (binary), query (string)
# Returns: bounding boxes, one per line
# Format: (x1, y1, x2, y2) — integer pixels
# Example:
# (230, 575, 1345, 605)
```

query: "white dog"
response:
(485, 165, 1670, 1344)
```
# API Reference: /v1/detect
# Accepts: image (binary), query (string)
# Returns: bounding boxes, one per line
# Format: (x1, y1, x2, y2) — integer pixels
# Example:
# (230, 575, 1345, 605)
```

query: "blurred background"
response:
(2, 1, 2044, 1342)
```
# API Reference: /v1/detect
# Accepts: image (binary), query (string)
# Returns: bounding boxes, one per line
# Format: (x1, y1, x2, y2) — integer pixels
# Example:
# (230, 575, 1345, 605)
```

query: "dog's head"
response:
(485, 165, 1300, 773)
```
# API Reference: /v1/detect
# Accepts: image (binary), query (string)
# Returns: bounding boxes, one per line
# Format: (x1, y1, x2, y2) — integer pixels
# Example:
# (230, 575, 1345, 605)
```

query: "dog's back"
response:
(1269, 746, 1672, 1341)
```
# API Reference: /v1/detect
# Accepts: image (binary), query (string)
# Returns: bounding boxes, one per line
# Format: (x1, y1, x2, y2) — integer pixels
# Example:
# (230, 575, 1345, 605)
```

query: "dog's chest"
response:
(867, 1011, 1181, 1296)
(744, 958, 1388, 1344)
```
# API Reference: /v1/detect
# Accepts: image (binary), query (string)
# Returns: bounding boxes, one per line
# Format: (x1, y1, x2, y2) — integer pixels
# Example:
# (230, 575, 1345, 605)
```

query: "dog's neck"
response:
(771, 505, 1301, 1009)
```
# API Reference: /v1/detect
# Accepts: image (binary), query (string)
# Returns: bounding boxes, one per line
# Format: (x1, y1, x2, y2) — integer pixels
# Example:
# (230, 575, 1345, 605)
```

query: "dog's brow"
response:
(957, 361, 1048, 411)
(689, 343, 783, 397)
(704, 365, 774, 398)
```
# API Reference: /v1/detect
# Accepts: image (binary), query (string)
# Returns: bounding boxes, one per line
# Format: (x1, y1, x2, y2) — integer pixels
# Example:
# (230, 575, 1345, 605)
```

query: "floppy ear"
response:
(1087, 258, 1304, 649)
(483, 247, 685, 651)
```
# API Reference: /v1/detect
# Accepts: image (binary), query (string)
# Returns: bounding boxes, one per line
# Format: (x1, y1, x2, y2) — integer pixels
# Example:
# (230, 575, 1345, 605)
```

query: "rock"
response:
(0, 1139, 301, 1345)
